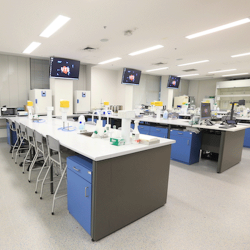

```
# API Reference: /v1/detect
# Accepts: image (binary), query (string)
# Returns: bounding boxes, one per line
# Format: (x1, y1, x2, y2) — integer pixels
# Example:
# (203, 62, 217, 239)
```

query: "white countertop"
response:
(192, 123, 250, 132)
(103, 114, 192, 127)
(9, 116, 175, 162)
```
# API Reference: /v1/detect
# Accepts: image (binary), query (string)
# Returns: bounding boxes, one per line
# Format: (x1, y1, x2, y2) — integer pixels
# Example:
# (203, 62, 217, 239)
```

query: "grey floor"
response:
(0, 142, 250, 250)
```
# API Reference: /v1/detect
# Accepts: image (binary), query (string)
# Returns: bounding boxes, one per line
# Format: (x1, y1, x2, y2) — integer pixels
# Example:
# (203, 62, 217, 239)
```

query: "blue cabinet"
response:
(170, 130, 201, 165)
(149, 126, 168, 138)
(243, 128, 250, 147)
(138, 125, 150, 135)
(67, 155, 93, 235)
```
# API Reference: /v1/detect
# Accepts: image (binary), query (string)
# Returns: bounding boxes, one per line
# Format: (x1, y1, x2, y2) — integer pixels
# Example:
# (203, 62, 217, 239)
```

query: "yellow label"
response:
(104, 102, 109, 105)
(27, 101, 33, 106)
(60, 100, 70, 108)
(154, 101, 163, 106)
(151, 102, 155, 105)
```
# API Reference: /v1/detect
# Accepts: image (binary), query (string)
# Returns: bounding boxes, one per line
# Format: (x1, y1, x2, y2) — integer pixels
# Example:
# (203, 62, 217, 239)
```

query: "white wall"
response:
(188, 78, 224, 106)
(160, 75, 189, 107)
(91, 68, 126, 109)
(0, 54, 30, 107)
(133, 74, 161, 108)
(73, 65, 87, 91)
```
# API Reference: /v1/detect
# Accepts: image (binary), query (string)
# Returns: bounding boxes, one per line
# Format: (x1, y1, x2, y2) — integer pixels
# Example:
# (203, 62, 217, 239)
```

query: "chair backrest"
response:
(26, 127, 35, 144)
(15, 122, 21, 137)
(34, 130, 43, 144)
(46, 135, 61, 165)
(46, 135, 60, 152)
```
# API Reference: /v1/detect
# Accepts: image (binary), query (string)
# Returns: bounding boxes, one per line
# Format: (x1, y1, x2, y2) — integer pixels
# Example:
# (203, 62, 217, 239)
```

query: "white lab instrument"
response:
(73, 90, 91, 113)
(174, 95, 189, 108)
(154, 101, 163, 121)
(132, 120, 140, 144)
(118, 110, 135, 145)
(29, 89, 52, 115)
(47, 107, 54, 122)
(60, 100, 70, 128)
(27, 101, 34, 120)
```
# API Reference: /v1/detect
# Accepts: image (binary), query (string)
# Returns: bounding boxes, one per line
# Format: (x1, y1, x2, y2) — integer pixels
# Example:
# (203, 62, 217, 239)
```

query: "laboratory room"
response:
(1, 1, 250, 249)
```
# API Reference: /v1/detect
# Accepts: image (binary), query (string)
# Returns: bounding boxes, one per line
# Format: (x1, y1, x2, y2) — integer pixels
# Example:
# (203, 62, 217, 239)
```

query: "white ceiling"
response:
(1, 0, 250, 80)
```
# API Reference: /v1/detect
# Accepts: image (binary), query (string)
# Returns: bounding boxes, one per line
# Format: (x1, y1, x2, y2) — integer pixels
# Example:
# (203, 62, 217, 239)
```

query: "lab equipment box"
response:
(67, 155, 93, 235)
(74, 91, 91, 113)
(243, 128, 250, 148)
(29, 89, 52, 115)
(170, 130, 201, 165)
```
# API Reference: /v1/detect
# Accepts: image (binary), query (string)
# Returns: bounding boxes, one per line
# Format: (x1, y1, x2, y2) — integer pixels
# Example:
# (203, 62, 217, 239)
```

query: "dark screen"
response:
(167, 75, 181, 89)
(50, 57, 80, 80)
(121, 68, 141, 85)
(200, 102, 211, 120)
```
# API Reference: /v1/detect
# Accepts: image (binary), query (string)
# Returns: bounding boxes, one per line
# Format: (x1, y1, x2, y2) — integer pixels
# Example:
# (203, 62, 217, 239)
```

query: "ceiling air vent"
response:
(152, 62, 167, 65)
(183, 69, 197, 72)
(82, 47, 97, 51)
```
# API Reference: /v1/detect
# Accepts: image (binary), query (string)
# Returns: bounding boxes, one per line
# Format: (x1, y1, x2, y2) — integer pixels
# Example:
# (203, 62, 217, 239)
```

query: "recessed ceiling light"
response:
(222, 73, 249, 77)
(23, 42, 41, 54)
(186, 18, 250, 39)
(208, 69, 236, 74)
(100, 39, 109, 42)
(129, 45, 164, 56)
(146, 67, 169, 72)
(231, 52, 250, 58)
(40, 15, 70, 38)
(178, 60, 209, 66)
(177, 74, 199, 77)
(98, 57, 121, 64)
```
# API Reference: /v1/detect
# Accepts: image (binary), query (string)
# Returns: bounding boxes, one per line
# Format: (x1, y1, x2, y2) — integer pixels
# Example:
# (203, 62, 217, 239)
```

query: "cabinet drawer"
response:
(170, 130, 192, 138)
(138, 125, 150, 134)
(67, 155, 93, 183)
(149, 126, 168, 138)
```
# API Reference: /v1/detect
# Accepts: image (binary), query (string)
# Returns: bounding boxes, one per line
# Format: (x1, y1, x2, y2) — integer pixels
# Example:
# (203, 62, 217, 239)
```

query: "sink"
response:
(79, 132, 93, 137)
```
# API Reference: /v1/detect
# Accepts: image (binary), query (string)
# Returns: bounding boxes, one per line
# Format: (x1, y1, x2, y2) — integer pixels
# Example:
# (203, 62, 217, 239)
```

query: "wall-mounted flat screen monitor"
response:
(50, 57, 80, 80)
(167, 75, 181, 89)
(200, 102, 211, 120)
(121, 68, 141, 85)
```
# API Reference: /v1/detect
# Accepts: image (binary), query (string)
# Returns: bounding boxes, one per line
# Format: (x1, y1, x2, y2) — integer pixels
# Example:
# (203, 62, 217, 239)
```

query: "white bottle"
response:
(78, 115, 85, 132)
(132, 120, 140, 144)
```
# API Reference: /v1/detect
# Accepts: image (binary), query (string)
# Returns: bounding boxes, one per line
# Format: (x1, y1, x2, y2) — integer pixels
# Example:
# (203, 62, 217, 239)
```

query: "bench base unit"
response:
(67, 145, 171, 241)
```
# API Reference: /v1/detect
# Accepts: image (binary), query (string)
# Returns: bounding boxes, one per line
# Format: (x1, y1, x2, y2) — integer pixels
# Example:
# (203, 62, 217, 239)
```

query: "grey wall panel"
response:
(0, 55, 9, 106)
(8, 56, 19, 107)
(0, 54, 30, 107)
(73, 65, 87, 91)
(18, 57, 30, 107)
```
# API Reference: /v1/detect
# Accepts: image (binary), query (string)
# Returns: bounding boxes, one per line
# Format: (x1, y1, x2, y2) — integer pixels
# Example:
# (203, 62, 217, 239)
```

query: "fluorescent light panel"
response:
(23, 42, 41, 54)
(146, 67, 168, 72)
(177, 74, 199, 77)
(129, 45, 164, 56)
(98, 57, 121, 64)
(231, 52, 250, 58)
(178, 60, 209, 66)
(222, 73, 249, 77)
(186, 18, 250, 39)
(40, 15, 71, 38)
(208, 69, 236, 74)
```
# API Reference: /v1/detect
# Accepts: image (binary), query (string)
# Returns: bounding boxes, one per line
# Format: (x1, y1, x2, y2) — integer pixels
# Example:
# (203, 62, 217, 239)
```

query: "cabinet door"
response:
(67, 169, 92, 235)
(170, 135, 191, 163)
(243, 128, 250, 147)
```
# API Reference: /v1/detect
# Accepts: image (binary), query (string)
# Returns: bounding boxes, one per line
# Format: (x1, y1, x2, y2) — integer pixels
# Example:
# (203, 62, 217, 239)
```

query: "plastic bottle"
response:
(132, 120, 140, 144)
(163, 110, 168, 119)
(78, 115, 85, 132)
